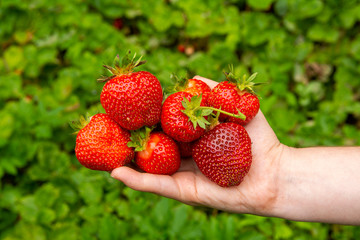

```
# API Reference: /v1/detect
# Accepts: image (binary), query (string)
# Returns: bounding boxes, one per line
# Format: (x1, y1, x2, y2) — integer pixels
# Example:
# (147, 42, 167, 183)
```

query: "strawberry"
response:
(73, 113, 134, 171)
(207, 69, 260, 125)
(128, 127, 180, 175)
(177, 141, 193, 158)
(161, 92, 246, 143)
(161, 92, 209, 142)
(113, 18, 123, 30)
(98, 52, 163, 130)
(177, 44, 185, 53)
(192, 122, 252, 187)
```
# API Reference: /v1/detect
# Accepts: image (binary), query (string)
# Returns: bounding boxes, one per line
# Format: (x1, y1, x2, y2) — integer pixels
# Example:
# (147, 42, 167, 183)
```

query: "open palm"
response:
(111, 76, 284, 215)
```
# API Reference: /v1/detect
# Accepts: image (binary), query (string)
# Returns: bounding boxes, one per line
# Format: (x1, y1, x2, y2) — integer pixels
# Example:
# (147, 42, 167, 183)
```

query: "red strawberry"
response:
(98, 52, 163, 130)
(177, 44, 185, 53)
(73, 113, 134, 171)
(192, 122, 252, 187)
(177, 141, 193, 158)
(113, 18, 123, 30)
(182, 78, 211, 104)
(207, 69, 259, 125)
(128, 128, 180, 175)
(160, 92, 209, 142)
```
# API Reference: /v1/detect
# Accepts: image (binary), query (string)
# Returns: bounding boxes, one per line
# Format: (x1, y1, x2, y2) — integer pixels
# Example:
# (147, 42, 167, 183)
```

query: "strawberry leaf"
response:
(97, 51, 146, 83)
(69, 114, 91, 134)
(200, 108, 213, 116)
(181, 97, 190, 109)
(224, 66, 260, 95)
(127, 126, 154, 152)
(164, 73, 189, 96)
(97, 75, 116, 83)
(181, 94, 213, 130)
(247, 72, 258, 82)
(190, 95, 202, 108)
(198, 120, 206, 129)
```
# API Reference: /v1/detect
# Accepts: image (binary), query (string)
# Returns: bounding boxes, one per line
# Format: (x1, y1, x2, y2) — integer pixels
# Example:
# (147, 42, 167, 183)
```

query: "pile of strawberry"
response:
(73, 52, 260, 187)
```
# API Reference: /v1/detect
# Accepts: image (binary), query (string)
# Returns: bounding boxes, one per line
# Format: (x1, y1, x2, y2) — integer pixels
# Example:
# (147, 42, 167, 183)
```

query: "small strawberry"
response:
(177, 44, 185, 53)
(192, 122, 252, 187)
(128, 127, 180, 175)
(98, 52, 163, 130)
(207, 68, 260, 125)
(161, 92, 246, 142)
(72, 113, 134, 171)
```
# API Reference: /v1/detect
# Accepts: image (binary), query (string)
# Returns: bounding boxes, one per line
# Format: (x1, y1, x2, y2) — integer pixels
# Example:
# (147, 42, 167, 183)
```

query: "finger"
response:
(111, 166, 182, 200)
(193, 75, 219, 89)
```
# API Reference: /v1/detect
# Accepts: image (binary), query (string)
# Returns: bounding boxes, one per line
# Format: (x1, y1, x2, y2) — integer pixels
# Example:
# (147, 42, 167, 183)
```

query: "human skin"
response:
(111, 76, 360, 225)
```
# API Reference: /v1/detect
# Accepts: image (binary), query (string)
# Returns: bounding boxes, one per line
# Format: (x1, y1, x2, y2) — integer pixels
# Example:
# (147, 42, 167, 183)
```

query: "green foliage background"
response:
(1, 0, 360, 239)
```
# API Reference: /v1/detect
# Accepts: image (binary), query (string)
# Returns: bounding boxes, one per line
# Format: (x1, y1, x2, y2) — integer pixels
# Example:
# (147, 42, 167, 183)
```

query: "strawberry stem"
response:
(198, 106, 246, 120)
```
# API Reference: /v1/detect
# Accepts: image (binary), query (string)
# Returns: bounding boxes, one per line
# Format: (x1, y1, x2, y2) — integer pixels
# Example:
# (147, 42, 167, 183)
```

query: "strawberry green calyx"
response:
(224, 65, 259, 95)
(165, 73, 190, 95)
(181, 95, 246, 130)
(97, 51, 146, 82)
(127, 126, 154, 152)
(69, 114, 92, 134)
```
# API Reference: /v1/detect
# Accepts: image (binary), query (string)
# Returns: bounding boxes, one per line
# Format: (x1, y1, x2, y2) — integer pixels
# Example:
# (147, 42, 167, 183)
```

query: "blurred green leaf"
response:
(0, 111, 14, 147)
(17, 196, 39, 223)
(169, 205, 189, 236)
(307, 24, 339, 43)
(273, 219, 293, 239)
(247, 0, 274, 10)
(98, 214, 125, 240)
(3, 46, 24, 71)
(152, 197, 171, 227)
(0, 74, 22, 100)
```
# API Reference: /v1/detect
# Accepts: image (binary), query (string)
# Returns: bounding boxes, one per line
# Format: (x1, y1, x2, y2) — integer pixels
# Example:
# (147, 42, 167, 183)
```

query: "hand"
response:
(111, 76, 285, 216)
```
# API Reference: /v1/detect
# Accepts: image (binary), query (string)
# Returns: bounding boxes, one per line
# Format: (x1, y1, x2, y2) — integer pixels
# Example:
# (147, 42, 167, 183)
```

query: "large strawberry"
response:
(128, 127, 180, 175)
(207, 69, 259, 125)
(192, 122, 252, 187)
(98, 52, 163, 130)
(161, 92, 246, 143)
(73, 113, 134, 171)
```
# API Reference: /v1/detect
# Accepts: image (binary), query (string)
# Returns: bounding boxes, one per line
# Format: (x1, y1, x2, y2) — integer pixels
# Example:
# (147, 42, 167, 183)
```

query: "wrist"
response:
(246, 142, 289, 218)
(266, 145, 296, 219)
